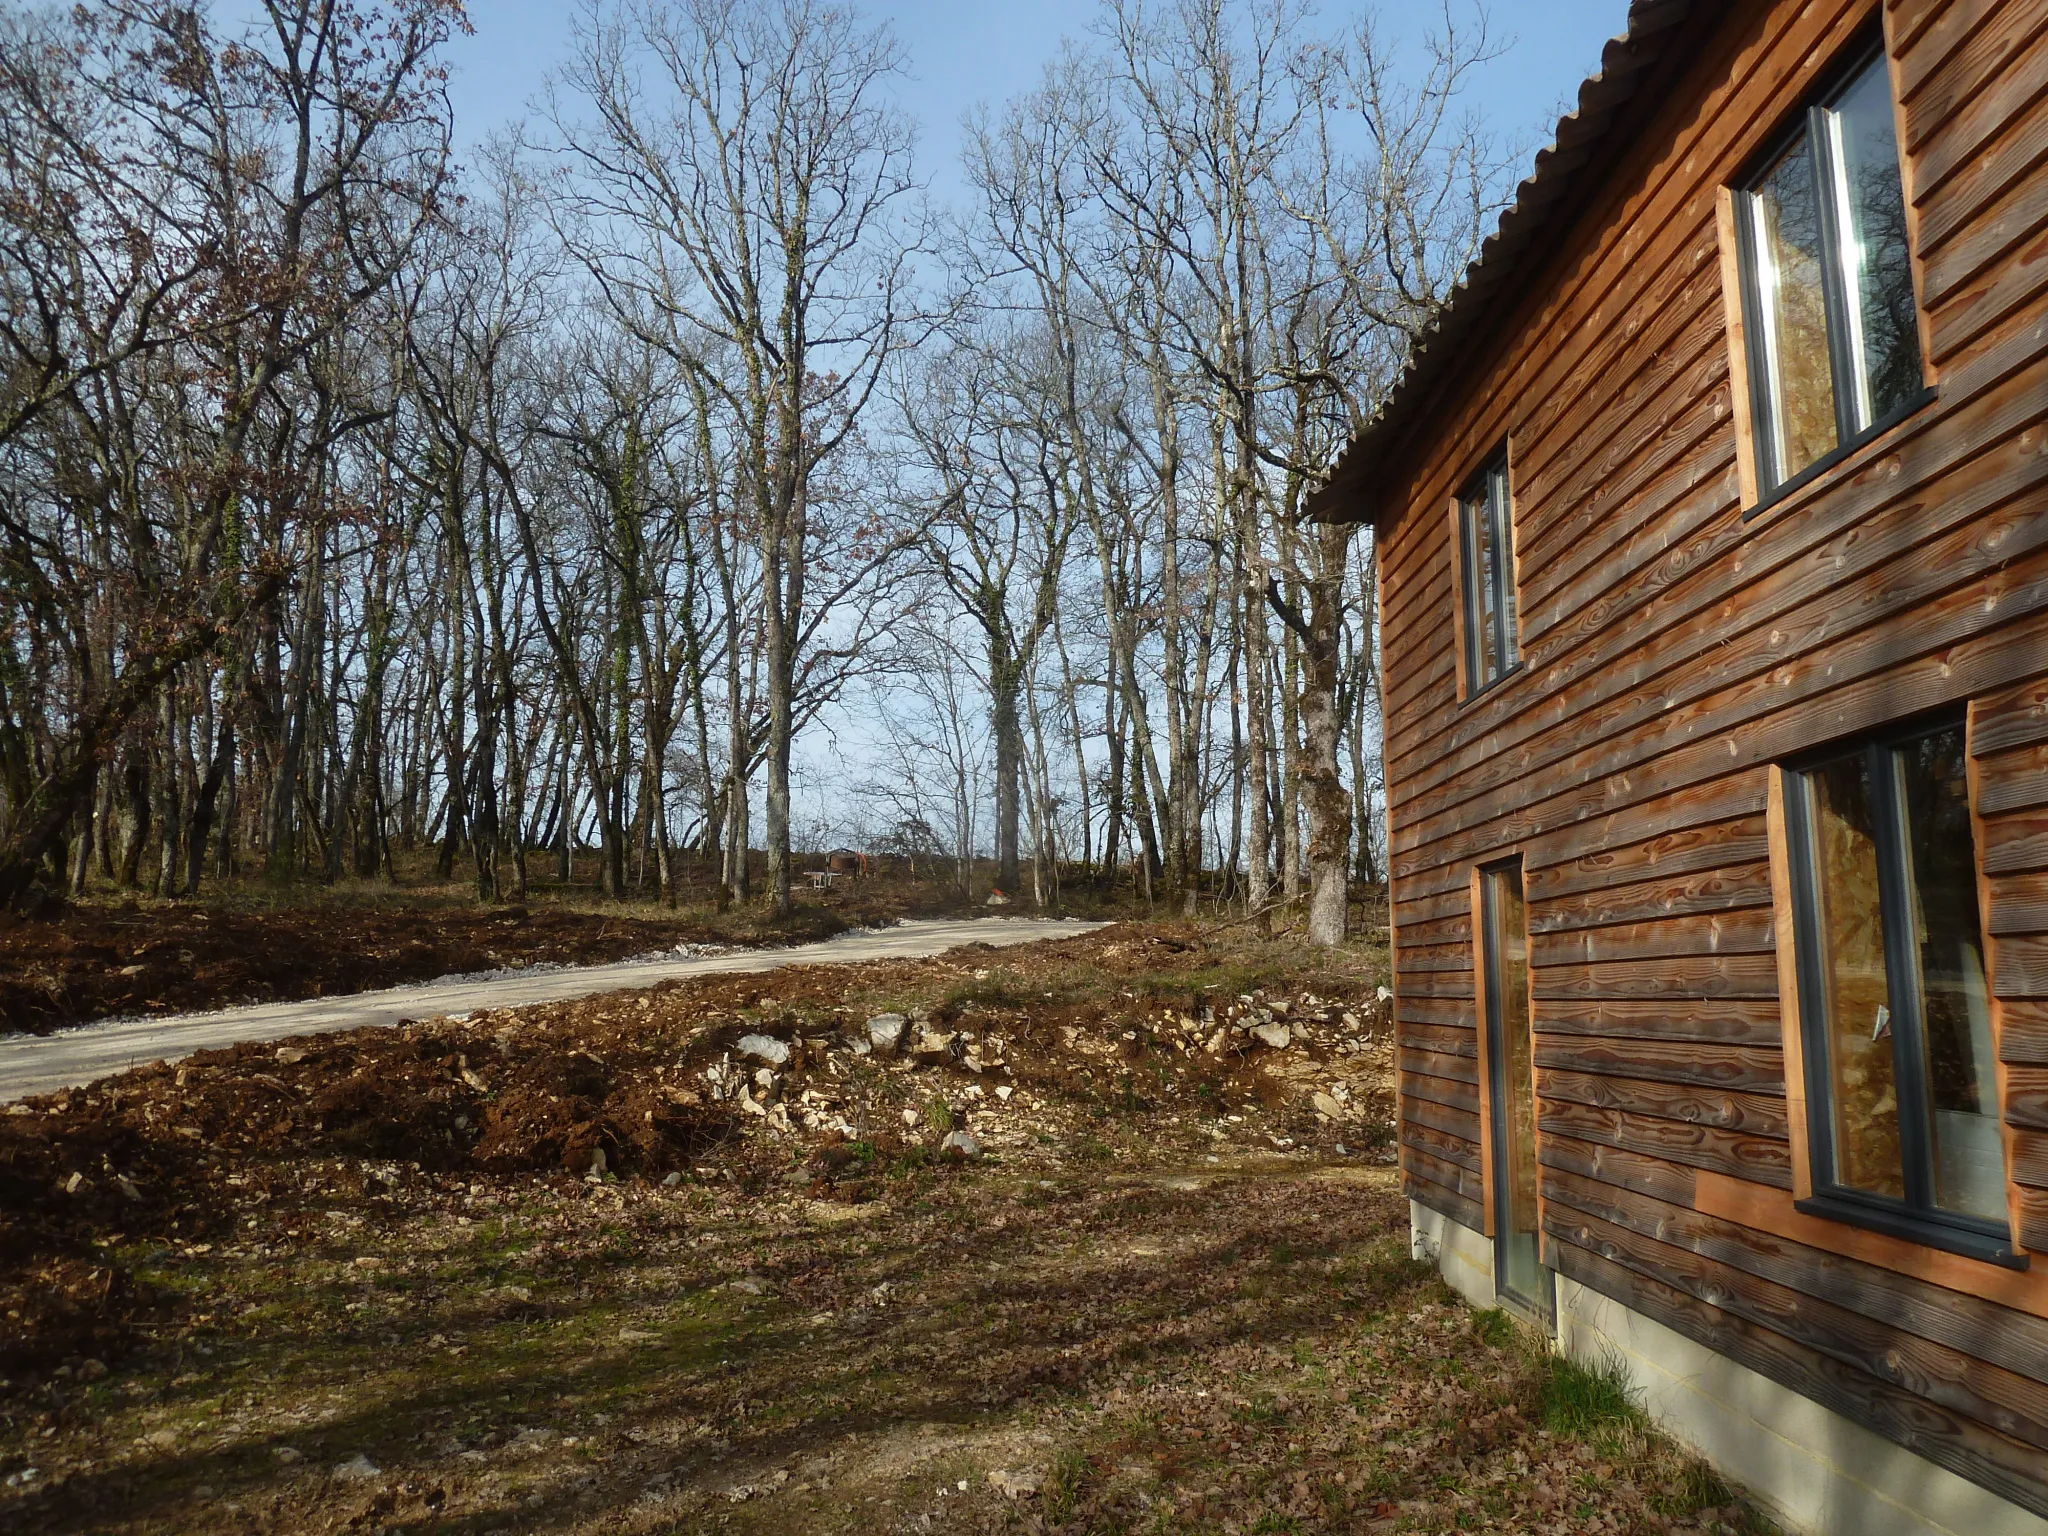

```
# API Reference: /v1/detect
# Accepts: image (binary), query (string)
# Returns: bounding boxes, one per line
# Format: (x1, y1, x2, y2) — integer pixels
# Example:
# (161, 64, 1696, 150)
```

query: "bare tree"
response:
(549, 0, 928, 915)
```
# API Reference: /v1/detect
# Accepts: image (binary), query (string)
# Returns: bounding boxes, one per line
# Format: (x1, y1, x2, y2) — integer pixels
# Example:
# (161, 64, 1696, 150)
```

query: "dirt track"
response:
(0, 917, 1107, 1103)
(0, 899, 877, 1036)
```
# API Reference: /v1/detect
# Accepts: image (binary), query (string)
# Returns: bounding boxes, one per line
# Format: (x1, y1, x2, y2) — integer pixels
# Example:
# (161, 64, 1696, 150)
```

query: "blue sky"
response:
(435, 0, 1636, 200)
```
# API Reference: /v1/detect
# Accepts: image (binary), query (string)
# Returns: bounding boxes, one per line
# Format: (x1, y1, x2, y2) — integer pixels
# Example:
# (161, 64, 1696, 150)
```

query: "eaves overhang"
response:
(1307, 0, 1700, 528)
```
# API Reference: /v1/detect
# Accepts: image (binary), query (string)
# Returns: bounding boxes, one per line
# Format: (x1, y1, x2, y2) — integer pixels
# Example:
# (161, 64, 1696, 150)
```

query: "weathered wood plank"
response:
(2005, 1066, 2048, 1131)
(1553, 1244, 2048, 1521)
(1527, 858, 1774, 935)
(1545, 1167, 2048, 1389)
(1400, 1070, 1479, 1118)
(1534, 1035, 1786, 1094)
(1401, 1022, 1478, 1060)
(1532, 995, 1788, 1048)
(1528, 907, 1776, 968)
(1537, 1130, 1699, 1207)
(1548, 1201, 2048, 1452)
(1537, 1099, 1792, 1188)
(1398, 1046, 1479, 1088)
(1402, 1094, 1482, 1147)
(1996, 999, 2048, 1065)
(1404, 1172, 1484, 1235)
(1531, 952, 1782, 1001)
(1403, 1141, 1486, 1208)
(1402, 1121, 1482, 1174)
(1538, 1067, 1789, 1138)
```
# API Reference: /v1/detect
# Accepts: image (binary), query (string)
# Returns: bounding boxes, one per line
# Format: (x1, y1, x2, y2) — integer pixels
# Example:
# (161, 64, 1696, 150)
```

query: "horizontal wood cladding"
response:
(1379, 0, 2048, 1511)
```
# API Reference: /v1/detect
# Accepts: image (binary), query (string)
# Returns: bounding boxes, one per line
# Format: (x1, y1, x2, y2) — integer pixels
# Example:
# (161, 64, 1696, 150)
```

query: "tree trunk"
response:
(991, 646, 1023, 899)
(1294, 523, 1355, 947)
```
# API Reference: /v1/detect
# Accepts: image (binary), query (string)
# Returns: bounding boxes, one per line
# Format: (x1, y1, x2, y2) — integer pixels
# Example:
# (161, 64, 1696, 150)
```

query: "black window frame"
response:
(1782, 712, 2023, 1269)
(1456, 452, 1518, 700)
(1733, 36, 1935, 513)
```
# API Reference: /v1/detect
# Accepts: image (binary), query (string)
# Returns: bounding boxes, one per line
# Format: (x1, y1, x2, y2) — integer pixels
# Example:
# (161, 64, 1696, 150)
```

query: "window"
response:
(1736, 45, 1927, 500)
(1479, 858, 1552, 1325)
(1458, 454, 1517, 695)
(1783, 717, 2017, 1265)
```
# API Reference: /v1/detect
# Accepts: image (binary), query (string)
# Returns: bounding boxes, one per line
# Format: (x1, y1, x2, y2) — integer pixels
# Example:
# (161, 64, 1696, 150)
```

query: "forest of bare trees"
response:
(0, 0, 1510, 942)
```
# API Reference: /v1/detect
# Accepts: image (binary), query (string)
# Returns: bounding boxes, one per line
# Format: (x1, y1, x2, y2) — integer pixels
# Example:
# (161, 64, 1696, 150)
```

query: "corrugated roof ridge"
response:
(1307, 0, 1696, 521)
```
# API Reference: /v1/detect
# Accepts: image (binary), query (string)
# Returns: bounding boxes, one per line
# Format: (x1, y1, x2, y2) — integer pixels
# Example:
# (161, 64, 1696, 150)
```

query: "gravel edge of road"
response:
(0, 918, 1112, 1104)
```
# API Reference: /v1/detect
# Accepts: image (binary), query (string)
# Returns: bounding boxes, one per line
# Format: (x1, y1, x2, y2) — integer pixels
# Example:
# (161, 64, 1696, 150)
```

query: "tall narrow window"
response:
(1736, 45, 1927, 499)
(1784, 717, 2014, 1264)
(1458, 454, 1517, 695)
(1481, 858, 1551, 1323)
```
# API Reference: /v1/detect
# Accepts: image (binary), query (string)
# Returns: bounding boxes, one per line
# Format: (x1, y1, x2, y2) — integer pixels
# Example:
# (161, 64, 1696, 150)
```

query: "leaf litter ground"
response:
(0, 922, 1775, 1534)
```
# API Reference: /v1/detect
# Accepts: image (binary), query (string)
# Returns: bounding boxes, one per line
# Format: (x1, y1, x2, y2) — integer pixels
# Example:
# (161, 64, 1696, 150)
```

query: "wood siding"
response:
(1368, 0, 2048, 1515)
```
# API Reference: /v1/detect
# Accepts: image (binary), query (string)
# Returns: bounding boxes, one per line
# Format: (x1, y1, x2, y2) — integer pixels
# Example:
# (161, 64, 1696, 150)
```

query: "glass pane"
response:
(1464, 494, 1499, 686)
(1807, 752, 1905, 1199)
(1488, 867, 1544, 1308)
(1490, 465, 1519, 671)
(1830, 59, 1923, 428)
(1749, 132, 1840, 483)
(1897, 728, 2005, 1222)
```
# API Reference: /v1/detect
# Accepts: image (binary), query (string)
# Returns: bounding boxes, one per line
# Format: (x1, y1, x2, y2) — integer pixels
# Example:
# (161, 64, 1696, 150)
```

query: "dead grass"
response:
(0, 923, 1775, 1536)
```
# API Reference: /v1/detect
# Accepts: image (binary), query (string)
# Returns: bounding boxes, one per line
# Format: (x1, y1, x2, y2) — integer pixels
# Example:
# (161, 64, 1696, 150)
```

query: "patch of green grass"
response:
(1649, 1459, 1744, 1517)
(1471, 1308, 1517, 1349)
(1044, 1446, 1091, 1522)
(1541, 1347, 1644, 1438)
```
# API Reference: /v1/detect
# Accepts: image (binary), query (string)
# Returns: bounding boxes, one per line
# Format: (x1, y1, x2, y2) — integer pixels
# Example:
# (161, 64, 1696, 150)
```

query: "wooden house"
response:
(1309, 2, 2048, 1531)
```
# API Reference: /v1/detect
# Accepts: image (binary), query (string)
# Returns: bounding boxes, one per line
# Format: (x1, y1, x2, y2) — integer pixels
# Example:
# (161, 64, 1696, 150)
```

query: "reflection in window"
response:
(1787, 720, 2008, 1244)
(1832, 60, 1923, 426)
(1739, 48, 1924, 495)
(1751, 136, 1839, 481)
(1458, 456, 1517, 695)
(1807, 754, 1902, 1200)
(1899, 731, 2005, 1220)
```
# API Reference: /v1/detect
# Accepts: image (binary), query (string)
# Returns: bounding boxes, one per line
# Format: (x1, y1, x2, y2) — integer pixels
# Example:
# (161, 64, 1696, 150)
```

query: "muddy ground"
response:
(0, 923, 1772, 1535)
(0, 885, 950, 1036)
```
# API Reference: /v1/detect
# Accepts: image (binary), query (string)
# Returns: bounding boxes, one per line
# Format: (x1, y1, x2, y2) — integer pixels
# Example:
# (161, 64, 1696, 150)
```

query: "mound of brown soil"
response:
(0, 899, 853, 1035)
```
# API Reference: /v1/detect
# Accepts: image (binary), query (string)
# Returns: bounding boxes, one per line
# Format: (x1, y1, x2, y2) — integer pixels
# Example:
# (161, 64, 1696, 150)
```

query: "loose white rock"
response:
(990, 1467, 1044, 1498)
(331, 1454, 381, 1482)
(866, 1014, 909, 1052)
(737, 1035, 791, 1066)
(940, 1129, 981, 1158)
(1251, 1022, 1293, 1050)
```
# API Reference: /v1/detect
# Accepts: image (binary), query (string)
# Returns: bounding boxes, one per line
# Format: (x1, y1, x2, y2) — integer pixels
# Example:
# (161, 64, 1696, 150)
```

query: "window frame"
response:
(1455, 451, 1518, 700)
(1477, 854, 1555, 1328)
(1781, 712, 2023, 1269)
(1733, 37, 1935, 512)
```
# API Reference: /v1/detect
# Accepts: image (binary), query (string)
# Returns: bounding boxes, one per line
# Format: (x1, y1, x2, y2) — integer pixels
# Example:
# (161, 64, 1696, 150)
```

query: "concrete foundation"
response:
(1409, 1200, 2048, 1536)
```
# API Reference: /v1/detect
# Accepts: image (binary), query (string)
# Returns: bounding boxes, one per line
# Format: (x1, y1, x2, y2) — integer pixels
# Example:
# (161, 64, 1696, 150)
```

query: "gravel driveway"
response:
(0, 916, 1109, 1103)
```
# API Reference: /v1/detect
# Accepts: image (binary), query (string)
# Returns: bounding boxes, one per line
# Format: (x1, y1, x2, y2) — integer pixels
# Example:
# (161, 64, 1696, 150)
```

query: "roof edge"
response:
(1307, 0, 1701, 528)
